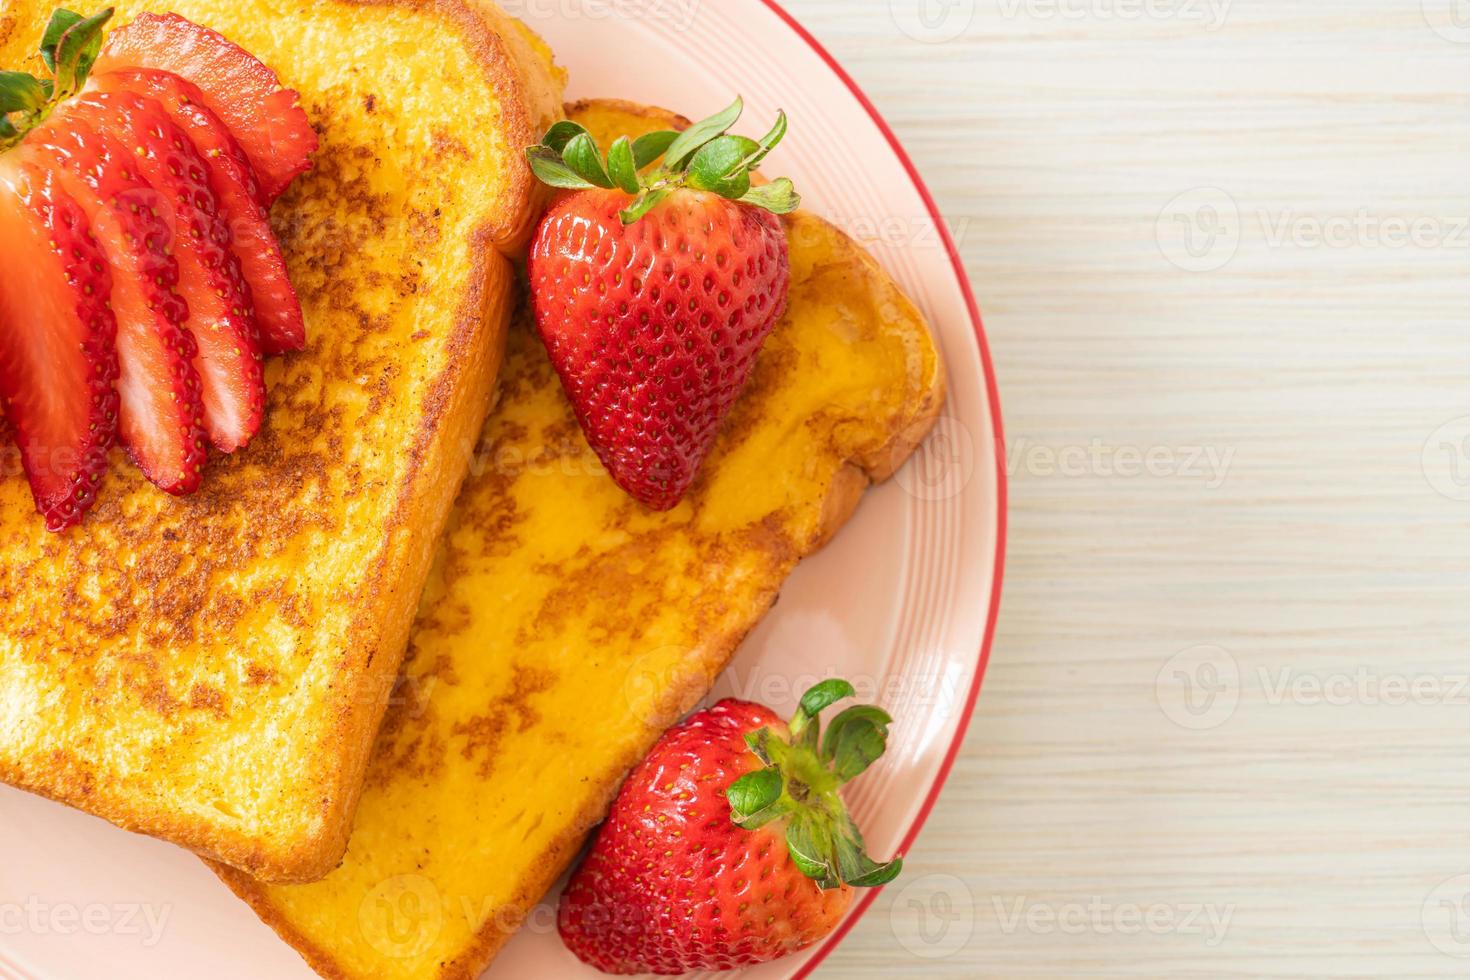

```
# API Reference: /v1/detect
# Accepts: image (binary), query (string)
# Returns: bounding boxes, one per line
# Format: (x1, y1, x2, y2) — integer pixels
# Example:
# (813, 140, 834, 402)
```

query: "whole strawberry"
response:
(558, 680, 902, 974)
(526, 99, 800, 509)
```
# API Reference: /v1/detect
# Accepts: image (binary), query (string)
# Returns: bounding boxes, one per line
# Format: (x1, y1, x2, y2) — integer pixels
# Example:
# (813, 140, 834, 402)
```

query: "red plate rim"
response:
(751, 3, 1010, 976)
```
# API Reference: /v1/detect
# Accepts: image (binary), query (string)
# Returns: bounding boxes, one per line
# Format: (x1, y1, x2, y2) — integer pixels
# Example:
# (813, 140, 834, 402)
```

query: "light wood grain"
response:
(790, 0, 1470, 976)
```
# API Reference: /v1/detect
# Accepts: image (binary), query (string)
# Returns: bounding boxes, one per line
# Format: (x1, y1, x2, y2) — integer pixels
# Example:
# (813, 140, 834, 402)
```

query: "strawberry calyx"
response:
(526, 96, 800, 224)
(725, 679, 904, 891)
(0, 7, 113, 152)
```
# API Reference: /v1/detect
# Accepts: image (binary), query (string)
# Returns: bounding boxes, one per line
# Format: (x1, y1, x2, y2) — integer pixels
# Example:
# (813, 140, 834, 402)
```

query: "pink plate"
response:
(0, 2, 1005, 977)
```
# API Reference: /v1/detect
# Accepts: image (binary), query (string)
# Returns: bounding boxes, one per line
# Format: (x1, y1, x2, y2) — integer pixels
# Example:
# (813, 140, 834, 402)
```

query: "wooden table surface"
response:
(793, 1, 1470, 976)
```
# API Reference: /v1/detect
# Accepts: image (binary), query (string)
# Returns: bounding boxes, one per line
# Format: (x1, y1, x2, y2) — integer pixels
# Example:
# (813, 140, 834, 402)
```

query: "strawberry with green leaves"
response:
(558, 680, 901, 974)
(526, 99, 799, 510)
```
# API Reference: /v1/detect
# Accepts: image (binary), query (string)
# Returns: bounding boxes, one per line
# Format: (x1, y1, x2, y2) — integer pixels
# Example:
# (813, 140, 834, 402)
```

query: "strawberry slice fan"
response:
(0, 6, 316, 530)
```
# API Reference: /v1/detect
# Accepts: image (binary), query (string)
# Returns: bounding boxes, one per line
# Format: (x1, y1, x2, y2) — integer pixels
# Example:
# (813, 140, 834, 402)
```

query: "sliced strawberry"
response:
(95, 12, 317, 203)
(25, 116, 208, 494)
(66, 91, 266, 453)
(91, 69, 306, 354)
(0, 158, 120, 531)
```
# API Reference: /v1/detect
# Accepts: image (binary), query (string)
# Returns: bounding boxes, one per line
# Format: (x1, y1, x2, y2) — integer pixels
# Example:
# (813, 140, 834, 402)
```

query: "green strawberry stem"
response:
(525, 96, 800, 224)
(725, 679, 903, 891)
(0, 7, 113, 152)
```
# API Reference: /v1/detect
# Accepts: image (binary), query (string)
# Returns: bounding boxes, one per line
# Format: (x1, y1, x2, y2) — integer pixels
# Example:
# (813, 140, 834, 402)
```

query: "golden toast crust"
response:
(0, 0, 563, 882)
(211, 99, 946, 978)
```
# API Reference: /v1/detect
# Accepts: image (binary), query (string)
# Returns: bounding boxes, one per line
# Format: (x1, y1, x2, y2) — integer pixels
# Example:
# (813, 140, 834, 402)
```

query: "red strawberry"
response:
(559, 680, 901, 974)
(66, 90, 266, 452)
(92, 68, 306, 354)
(24, 114, 208, 495)
(526, 99, 799, 510)
(96, 12, 317, 204)
(0, 158, 120, 530)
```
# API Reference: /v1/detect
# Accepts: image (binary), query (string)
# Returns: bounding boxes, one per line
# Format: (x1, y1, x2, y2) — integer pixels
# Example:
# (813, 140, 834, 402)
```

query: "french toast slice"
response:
(213, 100, 947, 979)
(0, 0, 563, 882)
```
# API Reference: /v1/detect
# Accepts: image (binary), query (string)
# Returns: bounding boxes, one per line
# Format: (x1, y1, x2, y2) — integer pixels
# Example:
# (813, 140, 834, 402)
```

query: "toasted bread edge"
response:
(262, 260, 516, 885)
(233, 0, 563, 885)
